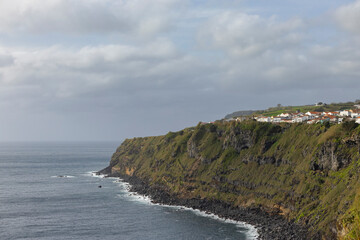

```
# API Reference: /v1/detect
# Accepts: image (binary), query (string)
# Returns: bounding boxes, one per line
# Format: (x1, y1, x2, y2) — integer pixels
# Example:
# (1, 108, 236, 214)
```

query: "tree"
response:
(342, 120, 358, 131)
(314, 107, 325, 112)
(323, 121, 331, 129)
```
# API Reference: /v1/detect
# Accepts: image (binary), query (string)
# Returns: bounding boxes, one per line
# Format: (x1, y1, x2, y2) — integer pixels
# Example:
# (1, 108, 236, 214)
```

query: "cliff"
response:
(100, 120, 360, 239)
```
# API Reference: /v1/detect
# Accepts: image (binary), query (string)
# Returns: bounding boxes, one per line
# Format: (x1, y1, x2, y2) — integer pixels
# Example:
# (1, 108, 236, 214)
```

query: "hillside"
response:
(225, 110, 258, 119)
(100, 121, 360, 239)
(225, 101, 358, 118)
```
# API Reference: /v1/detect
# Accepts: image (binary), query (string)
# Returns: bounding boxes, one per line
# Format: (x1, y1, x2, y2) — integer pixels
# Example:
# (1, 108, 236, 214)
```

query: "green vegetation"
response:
(253, 101, 356, 117)
(109, 121, 360, 239)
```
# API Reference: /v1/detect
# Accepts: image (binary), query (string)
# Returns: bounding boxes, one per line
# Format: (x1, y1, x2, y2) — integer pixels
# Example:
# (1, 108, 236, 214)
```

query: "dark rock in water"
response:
(56, 175, 74, 178)
(98, 185, 102, 188)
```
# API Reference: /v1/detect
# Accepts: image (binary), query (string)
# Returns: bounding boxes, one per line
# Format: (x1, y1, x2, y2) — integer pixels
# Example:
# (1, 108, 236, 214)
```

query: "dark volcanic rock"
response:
(223, 126, 253, 152)
(312, 141, 352, 171)
(101, 172, 314, 240)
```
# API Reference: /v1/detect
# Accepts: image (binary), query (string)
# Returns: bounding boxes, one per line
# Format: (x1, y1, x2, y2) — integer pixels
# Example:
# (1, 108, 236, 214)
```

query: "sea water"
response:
(0, 142, 257, 240)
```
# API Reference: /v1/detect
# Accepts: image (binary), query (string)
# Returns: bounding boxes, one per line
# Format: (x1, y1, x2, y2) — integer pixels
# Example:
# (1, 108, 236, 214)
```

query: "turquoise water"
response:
(0, 142, 256, 240)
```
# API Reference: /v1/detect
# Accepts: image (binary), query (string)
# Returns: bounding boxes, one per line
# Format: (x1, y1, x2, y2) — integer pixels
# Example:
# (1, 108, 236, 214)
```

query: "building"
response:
(340, 110, 351, 117)
(271, 117, 282, 123)
(323, 111, 338, 116)
(293, 115, 308, 123)
(257, 117, 271, 122)
(305, 112, 321, 119)
(350, 109, 360, 118)
(255, 107, 356, 125)
(279, 113, 291, 118)
(356, 117, 360, 124)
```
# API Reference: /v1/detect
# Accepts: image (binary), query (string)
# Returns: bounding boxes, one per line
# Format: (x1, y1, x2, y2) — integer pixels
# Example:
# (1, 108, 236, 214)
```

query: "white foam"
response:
(148, 203, 258, 239)
(88, 171, 258, 239)
(113, 179, 153, 204)
(185, 208, 258, 239)
(86, 171, 105, 178)
(51, 175, 75, 178)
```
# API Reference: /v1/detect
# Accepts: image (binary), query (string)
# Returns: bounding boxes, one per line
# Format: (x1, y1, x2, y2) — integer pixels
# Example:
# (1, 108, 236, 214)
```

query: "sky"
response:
(0, 0, 360, 141)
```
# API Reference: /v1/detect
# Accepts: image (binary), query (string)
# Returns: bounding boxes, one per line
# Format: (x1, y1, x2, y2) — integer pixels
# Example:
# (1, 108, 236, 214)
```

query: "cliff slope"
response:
(101, 121, 360, 239)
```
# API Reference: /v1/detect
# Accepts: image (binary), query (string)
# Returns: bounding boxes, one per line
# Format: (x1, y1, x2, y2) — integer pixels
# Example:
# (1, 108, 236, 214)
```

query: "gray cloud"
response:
(0, 38, 219, 114)
(335, 0, 360, 35)
(198, 12, 304, 57)
(195, 10, 360, 96)
(0, 0, 182, 36)
(1, 1, 360, 141)
(0, 54, 13, 67)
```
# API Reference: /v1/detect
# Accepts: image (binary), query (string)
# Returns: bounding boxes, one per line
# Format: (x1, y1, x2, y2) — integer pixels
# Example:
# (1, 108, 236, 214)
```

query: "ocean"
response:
(0, 142, 257, 240)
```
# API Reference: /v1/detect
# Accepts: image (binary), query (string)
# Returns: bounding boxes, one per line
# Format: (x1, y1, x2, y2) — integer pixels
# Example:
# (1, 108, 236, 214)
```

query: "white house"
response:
(257, 117, 271, 122)
(293, 115, 308, 123)
(356, 117, 360, 124)
(351, 112, 360, 118)
(271, 117, 282, 123)
(279, 113, 291, 118)
(328, 116, 338, 123)
(323, 112, 338, 116)
(305, 112, 320, 119)
(307, 119, 317, 124)
(340, 110, 351, 117)
(281, 119, 293, 123)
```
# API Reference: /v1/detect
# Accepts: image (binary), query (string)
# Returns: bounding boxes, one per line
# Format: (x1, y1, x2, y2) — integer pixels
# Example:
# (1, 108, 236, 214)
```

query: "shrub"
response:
(342, 121, 359, 132)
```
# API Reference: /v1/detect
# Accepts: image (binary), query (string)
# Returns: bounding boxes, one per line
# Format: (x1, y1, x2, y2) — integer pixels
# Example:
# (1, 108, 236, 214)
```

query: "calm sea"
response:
(0, 142, 257, 240)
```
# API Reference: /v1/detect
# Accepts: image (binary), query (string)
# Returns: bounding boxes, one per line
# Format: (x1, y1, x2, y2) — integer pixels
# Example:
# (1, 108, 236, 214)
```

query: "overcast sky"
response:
(0, 0, 360, 141)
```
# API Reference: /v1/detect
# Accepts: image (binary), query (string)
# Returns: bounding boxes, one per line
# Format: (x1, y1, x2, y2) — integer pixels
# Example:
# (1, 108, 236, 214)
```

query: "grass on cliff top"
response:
(255, 101, 356, 117)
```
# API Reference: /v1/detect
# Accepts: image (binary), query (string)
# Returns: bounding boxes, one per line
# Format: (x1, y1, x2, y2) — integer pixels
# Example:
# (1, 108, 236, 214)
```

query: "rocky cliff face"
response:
(101, 121, 360, 239)
(222, 126, 254, 152)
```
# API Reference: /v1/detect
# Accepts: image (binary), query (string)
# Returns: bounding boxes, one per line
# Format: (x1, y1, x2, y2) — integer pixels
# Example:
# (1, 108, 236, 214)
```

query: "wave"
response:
(114, 180, 153, 204)
(89, 171, 259, 240)
(85, 171, 105, 178)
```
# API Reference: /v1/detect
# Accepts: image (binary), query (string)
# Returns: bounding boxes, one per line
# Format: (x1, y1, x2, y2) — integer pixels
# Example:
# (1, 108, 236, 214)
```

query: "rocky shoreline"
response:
(98, 168, 317, 240)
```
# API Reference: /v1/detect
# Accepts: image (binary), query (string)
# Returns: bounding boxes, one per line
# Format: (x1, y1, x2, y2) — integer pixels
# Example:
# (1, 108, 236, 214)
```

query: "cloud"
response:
(196, 12, 308, 90)
(2, 1, 360, 141)
(195, 10, 360, 97)
(335, 0, 360, 35)
(198, 12, 304, 58)
(1, 6, 359, 111)
(0, 38, 219, 113)
(0, 54, 13, 67)
(216, 41, 360, 95)
(0, 0, 182, 36)
(2, 9, 360, 116)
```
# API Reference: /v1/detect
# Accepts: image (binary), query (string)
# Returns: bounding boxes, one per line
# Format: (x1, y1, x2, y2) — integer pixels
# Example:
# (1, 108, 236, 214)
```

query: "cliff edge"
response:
(100, 121, 360, 239)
